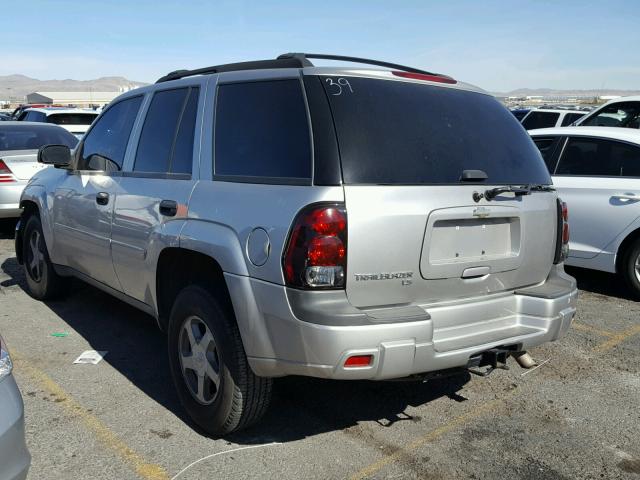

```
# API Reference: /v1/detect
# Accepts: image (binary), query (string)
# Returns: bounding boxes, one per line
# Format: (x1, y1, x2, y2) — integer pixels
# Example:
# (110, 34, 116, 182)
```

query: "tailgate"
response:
(344, 185, 557, 308)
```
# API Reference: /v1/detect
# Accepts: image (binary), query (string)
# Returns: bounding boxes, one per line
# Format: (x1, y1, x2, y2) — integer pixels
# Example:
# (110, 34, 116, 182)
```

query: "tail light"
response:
(0, 335, 13, 381)
(0, 160, 16, 183)
(283, 204, 347, 289)
(392, 71, 457, 84)
(554, 199, 569, 264)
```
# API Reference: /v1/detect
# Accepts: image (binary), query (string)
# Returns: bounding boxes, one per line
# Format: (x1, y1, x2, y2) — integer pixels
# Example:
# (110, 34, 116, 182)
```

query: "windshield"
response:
(580, 101, 640, 128)
(321, 76, 551, 185)
(0, 124, 78, 151)
(47, 113, 97, 125)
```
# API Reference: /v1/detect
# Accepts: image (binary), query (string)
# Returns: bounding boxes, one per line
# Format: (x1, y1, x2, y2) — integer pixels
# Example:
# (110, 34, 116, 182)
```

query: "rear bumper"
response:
(233, 265, 577, 380)
(0, 376, 31, 480)
(0, 182, 26, 218)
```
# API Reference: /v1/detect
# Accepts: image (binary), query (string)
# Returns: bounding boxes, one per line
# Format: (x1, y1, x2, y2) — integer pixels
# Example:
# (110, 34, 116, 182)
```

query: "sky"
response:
(2, 0, 640, 92)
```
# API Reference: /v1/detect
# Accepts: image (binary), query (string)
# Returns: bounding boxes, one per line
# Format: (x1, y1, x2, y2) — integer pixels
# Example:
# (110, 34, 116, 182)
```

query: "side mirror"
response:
(38, 144, 71, 167)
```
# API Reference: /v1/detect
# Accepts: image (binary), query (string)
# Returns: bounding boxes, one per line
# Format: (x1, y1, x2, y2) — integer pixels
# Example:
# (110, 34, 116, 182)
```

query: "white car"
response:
(17, 108, 98, 139)
(530, 126, 640, 295)
(575, 96, 640, 129)
(520, 108, 587, 130)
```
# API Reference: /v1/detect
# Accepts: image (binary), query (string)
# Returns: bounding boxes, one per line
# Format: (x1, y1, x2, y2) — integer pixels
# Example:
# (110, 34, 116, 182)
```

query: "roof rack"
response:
(156, 52, 438, 83)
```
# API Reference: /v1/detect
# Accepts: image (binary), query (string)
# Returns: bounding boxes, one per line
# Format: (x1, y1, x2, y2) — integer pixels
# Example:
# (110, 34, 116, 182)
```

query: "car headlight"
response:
(0, 335, 13, 381)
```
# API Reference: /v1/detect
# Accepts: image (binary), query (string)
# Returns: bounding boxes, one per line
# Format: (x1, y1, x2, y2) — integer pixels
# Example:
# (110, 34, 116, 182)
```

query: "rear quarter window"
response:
(321, 76, 550, 185)
(214, 79, 311, 183)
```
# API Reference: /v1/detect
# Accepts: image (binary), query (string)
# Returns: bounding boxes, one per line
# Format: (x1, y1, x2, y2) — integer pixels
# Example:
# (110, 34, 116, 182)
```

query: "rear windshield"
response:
(47, 113, 97, 125)
(321, 76, 550, 185)
(0, 124, 78, 151)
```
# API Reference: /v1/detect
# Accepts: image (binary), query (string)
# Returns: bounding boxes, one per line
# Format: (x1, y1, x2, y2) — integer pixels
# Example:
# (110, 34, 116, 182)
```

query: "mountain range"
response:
(0, 74, 149, 100)
(493, 88, 640, 98)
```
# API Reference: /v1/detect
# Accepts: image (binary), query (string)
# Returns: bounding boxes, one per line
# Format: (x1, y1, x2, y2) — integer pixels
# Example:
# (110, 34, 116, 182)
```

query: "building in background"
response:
(24, 91, 121, 108)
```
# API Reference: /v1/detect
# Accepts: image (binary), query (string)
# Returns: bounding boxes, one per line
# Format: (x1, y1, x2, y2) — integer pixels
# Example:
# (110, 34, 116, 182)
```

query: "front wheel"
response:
(22, 214, 65, 300)
(167, 285, 272, 436)
(621, 238, 640, 299)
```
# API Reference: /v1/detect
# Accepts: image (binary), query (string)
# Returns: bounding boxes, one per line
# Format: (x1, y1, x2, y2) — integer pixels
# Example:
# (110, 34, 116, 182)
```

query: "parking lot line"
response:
(572, 322, 616, 338)
(12, 352, 169, 480)
(348, 393, 513, 480)
(593, 324, 640, 353)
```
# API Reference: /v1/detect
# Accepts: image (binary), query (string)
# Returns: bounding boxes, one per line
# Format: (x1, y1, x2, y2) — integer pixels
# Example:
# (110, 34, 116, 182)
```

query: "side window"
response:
(214, 79, 311, 181)
(134, 87, 199, 174)
(25, 111, 45, 122)
(555, 137, 640, 177)
(580, 102, 640, 128)
(521, 111, 560, 130)
(80, 96, 143, 172)
(561, 113, 585, 127)
(532, 136, 562, 173)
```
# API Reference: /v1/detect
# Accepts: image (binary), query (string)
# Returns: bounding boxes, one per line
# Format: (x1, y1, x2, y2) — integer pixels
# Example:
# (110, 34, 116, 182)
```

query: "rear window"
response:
(0, 124, 78, 151)
(321, 76, 550, 185)
(561, 113, 585, 127)
(579, 102, 640, 129)
(47, 113, 97, 125)
(521, 111, 560, 130)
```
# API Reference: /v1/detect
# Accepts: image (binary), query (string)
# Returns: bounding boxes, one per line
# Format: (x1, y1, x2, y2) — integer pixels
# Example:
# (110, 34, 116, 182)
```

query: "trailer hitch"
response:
(467, 348, 512, 377)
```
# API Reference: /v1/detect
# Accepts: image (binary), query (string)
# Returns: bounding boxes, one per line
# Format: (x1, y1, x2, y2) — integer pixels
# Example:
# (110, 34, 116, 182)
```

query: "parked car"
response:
(520, 108, 587, 130)
(530, 126, 640, 295)
(10, 104, 59, 119)
(16, 53, 577, 435)
(0, 334, 31, 480)
(0, 122, 78, 218)
(510, 108, 530, 121)
(17, 108, 98, 139)
(0, 113, 12, 121)
(575, 96, 640, 129)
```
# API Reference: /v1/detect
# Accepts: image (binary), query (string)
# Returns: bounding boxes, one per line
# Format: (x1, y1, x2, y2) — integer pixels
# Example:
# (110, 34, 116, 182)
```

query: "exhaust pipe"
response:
(514, 352, 537, 369)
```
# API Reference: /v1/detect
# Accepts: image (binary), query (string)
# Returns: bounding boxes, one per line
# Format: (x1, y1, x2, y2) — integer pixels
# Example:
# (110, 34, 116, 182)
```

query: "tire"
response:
(167, 285, 272, 436)
(22, 214, 65, 300)
(621, 238, 640, 299)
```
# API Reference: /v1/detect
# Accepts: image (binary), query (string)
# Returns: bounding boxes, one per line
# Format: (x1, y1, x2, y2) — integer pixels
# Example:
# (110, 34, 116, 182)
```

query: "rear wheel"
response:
(167, 285, 272, 436)
(621, 238, 640, 299)
(22, 214, 65, 300)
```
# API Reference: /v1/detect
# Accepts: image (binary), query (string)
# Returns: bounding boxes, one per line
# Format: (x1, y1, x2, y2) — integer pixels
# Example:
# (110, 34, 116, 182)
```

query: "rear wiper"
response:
(480, 184, 555, 201)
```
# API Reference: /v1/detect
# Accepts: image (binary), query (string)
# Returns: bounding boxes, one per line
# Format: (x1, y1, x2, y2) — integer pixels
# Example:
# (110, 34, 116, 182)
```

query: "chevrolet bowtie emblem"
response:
(473, 207, 491, 218)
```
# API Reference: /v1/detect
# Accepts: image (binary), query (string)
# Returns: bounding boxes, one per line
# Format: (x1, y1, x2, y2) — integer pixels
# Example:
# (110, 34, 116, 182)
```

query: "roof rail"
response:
(156, 56, 312, 83)
(277, 52, 437, 75)
(156, 52, 440, 83)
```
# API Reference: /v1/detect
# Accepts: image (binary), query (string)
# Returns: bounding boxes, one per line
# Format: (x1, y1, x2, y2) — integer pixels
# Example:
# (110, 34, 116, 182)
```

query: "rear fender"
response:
(19, 185, 58, 263)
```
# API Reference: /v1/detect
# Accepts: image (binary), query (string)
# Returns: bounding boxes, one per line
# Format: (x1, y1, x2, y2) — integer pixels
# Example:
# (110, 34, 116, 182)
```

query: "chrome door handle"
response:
(612, 194, 638, 201)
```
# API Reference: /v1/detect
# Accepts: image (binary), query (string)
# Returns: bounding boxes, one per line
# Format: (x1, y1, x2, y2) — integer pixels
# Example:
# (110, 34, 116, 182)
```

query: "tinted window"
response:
(556, 137, 640, 176)
(533, 136, 562, 172)
(580, 102, 640, 128)
(25, 111, 46, 122)
(172, 88, 199, 174)
(560, 113, 585, 127)
(521, 111, 560, 130)
(134, 87, 198, 174)
(0, 124, 78, 150)
(47, 113, 97, 125)
(215, 80, 311, 180)
(322, 76, 550, 185)
(80, 96, 142, 171)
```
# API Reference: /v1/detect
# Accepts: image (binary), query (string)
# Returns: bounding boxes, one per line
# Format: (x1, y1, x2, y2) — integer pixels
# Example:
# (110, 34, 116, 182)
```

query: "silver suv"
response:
(15, 53, 577, 435)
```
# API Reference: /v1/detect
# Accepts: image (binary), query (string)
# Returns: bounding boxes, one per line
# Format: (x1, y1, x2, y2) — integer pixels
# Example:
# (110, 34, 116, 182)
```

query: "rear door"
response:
(111, 85, 201, 303)
(551, 136, 640, 258)
(320, 75, 557, 308)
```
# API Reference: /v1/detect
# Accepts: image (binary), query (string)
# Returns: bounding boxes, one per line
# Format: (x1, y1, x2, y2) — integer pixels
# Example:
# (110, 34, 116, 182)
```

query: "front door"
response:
(52, 95, 144, 289)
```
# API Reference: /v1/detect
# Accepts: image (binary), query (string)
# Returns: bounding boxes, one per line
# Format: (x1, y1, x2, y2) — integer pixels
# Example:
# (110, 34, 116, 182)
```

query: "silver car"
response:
(0, 334, 30, 480)
(530, 126, 640, 296)
(0, 122, 78, 218)
(16, 53, 577, 435)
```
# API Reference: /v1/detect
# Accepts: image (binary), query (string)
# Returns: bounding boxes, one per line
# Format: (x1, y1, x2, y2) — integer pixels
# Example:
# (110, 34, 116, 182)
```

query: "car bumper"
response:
(231, 265, 577, 380)
(0, 375, 30, 480)
(0, 182, 26, 218)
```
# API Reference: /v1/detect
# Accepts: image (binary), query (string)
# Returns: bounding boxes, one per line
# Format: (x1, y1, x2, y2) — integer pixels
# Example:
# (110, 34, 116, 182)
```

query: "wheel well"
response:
(156, 248, 233, 331)
(615, 227, 640, 273)
(15, 200, 39, 264)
